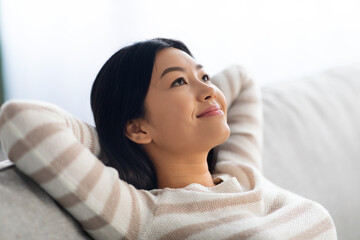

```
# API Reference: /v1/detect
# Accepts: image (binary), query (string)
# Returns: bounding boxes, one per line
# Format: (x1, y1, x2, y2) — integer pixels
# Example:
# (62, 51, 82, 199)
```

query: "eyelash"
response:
(171, 74, 211, 87)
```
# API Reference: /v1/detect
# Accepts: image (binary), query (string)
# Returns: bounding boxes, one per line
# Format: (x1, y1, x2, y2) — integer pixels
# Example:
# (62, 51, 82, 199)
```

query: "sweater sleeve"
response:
(0, 100, 156, 240)
(211, 65, 263, 179)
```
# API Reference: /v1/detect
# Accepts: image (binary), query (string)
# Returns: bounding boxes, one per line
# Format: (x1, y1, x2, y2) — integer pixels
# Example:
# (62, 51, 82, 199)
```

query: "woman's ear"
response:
(125, 119, 152, 144)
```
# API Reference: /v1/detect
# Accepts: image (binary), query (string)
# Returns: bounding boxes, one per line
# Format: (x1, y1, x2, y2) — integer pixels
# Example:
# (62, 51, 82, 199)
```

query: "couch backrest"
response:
(262, 64, 360, 240)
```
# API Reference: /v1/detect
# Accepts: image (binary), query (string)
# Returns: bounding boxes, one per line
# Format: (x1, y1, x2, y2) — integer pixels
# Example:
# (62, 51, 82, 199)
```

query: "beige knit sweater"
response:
(0, 65, 336, 239)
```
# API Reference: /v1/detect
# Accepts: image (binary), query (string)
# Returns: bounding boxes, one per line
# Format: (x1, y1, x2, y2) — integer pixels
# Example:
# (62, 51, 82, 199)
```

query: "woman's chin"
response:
(219, 126, 231, 145)
(208, 124, 231, 148)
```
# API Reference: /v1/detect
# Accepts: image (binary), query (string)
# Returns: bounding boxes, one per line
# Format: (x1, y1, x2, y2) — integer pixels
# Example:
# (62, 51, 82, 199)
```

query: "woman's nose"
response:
(197, 82, 217, 102)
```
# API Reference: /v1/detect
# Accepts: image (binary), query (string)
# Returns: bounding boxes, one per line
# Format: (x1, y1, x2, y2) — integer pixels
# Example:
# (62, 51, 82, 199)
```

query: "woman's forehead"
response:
(152, 48, 197, 76)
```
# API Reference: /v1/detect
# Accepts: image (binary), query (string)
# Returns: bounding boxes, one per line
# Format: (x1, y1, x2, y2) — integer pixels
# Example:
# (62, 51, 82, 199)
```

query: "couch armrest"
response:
(0, 166, 92, 240)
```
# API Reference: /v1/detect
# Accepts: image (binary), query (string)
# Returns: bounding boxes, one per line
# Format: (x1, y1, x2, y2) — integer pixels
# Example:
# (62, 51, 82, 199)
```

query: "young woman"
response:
(0, 38, 337, 239)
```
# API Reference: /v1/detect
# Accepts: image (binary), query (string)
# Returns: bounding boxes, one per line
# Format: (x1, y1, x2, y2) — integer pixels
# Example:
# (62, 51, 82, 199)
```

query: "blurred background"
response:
(1, 0, 360, 125)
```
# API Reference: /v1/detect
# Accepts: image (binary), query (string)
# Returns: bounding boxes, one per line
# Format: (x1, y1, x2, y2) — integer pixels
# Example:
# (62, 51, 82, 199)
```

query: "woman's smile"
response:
(197, 109, 224, 118)
(197, 104, 224, 118)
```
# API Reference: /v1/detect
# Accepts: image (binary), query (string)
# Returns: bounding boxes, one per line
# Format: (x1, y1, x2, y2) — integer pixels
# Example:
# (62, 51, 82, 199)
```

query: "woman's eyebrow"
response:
(160, 64, 203, 79)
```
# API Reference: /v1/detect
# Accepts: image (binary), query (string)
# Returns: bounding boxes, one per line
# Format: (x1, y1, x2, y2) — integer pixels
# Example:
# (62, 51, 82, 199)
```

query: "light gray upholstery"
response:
(0, 167, 91, 240)
(262, 65, 360, 240)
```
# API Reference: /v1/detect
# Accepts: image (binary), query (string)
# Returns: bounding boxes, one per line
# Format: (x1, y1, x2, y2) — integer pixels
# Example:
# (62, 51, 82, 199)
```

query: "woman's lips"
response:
(197, 105, 224, 118)
(198, 109, 224, 118)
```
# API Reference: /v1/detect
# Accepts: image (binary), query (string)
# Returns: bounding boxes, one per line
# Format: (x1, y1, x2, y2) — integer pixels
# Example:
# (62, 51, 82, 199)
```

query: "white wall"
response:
(1, 0, 360, 124)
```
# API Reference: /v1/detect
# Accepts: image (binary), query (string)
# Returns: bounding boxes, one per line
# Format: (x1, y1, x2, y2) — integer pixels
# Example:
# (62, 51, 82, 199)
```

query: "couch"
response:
(1, 64, 359, 239)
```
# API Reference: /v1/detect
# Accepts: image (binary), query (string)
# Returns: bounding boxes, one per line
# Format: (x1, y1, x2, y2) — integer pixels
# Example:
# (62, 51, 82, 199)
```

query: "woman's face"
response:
(141, 47, 230, 155)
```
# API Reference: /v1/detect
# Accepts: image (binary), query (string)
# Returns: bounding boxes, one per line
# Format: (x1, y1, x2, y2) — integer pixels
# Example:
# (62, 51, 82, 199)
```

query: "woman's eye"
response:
(202, 74, 210, 82)
(171, 78, 186, 87)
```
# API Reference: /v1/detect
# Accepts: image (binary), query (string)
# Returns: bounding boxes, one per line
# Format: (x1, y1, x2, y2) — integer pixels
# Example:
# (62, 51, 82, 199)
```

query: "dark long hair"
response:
(90, 38, 216, 190)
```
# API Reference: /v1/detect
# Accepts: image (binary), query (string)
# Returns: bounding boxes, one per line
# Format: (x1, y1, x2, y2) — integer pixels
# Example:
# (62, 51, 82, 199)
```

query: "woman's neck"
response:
(153, 154, 216, 189)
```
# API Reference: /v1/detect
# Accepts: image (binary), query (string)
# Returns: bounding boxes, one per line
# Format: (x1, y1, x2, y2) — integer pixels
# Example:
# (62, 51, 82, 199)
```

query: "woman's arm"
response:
(211, 65, 263, 179)
(0, 100, 155, 239)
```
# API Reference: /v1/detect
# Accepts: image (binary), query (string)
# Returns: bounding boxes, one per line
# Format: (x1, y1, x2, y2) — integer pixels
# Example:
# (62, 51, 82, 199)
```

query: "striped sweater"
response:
(0, 65, 337, 239)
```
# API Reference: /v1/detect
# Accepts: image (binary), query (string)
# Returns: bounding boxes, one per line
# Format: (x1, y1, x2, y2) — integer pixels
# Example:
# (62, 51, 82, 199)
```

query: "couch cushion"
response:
(0, 166, 92, 240)
(262, 64, 360, 240)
